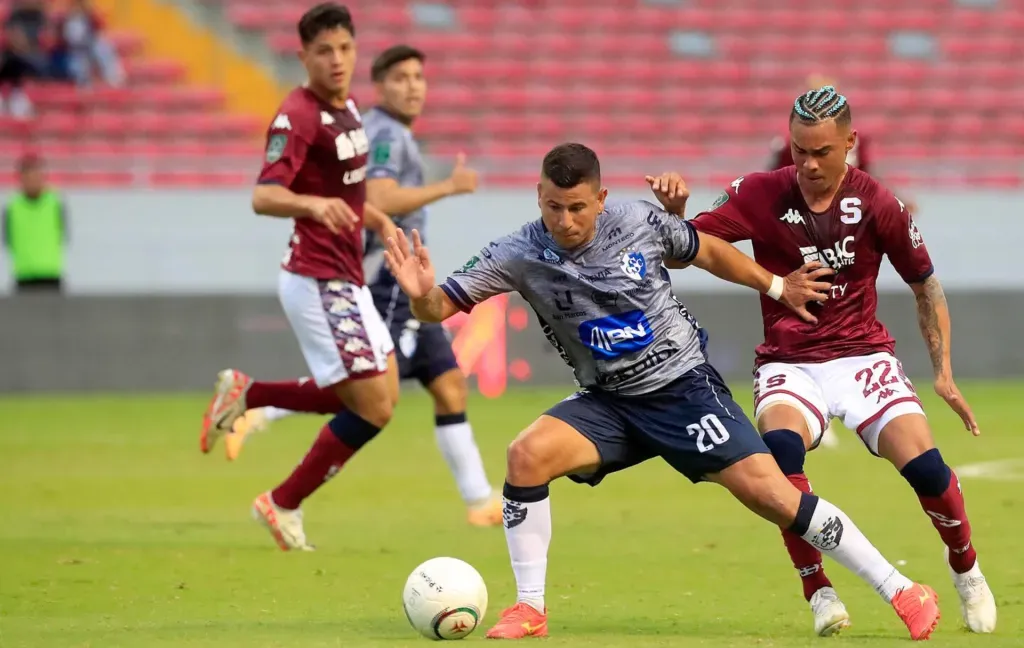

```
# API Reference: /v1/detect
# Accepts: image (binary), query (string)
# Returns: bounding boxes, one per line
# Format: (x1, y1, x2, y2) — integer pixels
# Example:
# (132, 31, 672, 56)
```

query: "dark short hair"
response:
(541, 143, 601, 189)
(18, 152, 42, 172)
(371, 44, 425, 82)
(298, 3, 355, 45)
(790, 85, 852, 129)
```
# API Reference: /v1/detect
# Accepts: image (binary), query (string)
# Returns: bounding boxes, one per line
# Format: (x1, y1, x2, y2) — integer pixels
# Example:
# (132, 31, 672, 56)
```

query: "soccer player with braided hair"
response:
(653, 85, 997, 637)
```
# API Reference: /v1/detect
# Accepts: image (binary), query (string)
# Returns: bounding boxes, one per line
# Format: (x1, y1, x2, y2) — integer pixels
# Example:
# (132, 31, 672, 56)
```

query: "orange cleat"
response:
(485, 602, 548, 639)
(892, 583, 940, 641)
(467, 496, 503, 527)
(224, 408, 268, 461)
(199, 369, 252, 454)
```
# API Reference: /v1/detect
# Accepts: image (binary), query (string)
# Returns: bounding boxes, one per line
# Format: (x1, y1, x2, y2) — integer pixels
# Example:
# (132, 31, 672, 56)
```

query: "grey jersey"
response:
(362, 107, 426, 313)
(441, 201, 706, 395)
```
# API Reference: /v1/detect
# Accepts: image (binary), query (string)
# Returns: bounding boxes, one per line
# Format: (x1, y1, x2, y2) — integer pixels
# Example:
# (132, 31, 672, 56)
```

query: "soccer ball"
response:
(402, 557, 488, 640)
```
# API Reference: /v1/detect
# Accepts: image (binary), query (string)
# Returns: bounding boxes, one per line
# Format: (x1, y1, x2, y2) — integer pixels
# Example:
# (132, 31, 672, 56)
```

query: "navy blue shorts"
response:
(390, 318, 460, 386)
(547, 363, 769, 484)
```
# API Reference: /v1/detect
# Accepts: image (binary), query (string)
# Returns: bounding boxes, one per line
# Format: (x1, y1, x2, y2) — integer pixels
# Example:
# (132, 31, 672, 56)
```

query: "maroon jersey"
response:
(258, 87, 369, 283)
(692, 167, 932, 367)
(769, 132, 872, 174)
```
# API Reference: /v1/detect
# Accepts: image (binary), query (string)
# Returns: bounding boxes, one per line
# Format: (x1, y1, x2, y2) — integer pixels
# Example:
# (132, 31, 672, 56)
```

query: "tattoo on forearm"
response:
(916, 275, 946, 373)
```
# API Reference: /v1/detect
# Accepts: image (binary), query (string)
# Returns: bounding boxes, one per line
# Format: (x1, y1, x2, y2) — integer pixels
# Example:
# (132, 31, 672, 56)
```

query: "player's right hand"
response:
(384, 228, 436, 299)
(448, 153, 478, 195)
(781, 261, 835, 324)
(306, 197, 358, 233)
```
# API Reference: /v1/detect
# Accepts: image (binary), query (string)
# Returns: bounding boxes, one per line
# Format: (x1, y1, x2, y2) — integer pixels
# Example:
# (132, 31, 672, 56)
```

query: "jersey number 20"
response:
(687, 414, 731, 453)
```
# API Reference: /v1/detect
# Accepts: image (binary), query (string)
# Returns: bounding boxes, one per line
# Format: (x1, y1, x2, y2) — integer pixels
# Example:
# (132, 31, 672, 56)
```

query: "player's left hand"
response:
(934, 375, 980, 436)
(384, 229, 435, 300)
(645, 172, 689, 216)
(780, 261, 835, 324)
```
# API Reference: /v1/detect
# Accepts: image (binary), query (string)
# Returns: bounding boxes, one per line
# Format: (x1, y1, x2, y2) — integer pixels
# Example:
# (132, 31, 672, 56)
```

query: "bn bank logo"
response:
(578, 310, 654, 360)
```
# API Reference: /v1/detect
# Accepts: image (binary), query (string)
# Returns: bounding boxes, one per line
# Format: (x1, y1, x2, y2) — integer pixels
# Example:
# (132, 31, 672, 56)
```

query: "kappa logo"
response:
(272, 113, 291, 130)
(336, 318, 362, 334)
(731, 176, 745, 193)
(329, 297, 357, 315)
(780, 208, 804, 224)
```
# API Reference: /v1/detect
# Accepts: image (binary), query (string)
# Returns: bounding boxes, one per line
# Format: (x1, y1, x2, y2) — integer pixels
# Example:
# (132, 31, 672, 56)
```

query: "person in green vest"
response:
(3, 153, 68, 293)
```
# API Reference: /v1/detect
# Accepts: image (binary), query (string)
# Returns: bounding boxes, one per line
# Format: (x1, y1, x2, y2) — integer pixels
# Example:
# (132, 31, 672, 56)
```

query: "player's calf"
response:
(763, 428, 836, 603)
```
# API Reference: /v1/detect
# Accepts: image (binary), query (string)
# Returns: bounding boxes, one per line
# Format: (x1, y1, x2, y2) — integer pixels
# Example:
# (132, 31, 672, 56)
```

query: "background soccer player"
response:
(361, 44, 500, 525)
(384, 143, 940, 641)
(199, 3, 403, 551)
(683, 86, 996, 635)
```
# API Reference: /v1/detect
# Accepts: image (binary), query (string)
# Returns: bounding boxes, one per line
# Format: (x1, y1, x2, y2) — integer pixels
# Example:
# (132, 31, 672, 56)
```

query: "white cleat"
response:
(946, 548, 997, 633)
(251, 491, 315, 552)
(810, 587, 851, 636)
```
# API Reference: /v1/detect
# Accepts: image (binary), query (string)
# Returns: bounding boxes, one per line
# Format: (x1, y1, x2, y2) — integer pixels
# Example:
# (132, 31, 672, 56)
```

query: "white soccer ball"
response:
(402, 557, 488, 640)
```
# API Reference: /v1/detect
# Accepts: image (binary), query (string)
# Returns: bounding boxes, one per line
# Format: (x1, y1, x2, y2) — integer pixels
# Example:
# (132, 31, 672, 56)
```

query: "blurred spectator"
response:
(51, 0, 124, 87)
(0, 24, 47, 117)
(2, 154, 69, 294)
(3, 0, 48, 51)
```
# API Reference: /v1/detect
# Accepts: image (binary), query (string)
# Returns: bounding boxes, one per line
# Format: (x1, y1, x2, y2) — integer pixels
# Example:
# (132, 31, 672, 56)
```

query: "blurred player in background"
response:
(679, 85, 996, 635)
(237, 44, 501, 526)
(384, 143, 940, 641)
(199, 3, 403, 551)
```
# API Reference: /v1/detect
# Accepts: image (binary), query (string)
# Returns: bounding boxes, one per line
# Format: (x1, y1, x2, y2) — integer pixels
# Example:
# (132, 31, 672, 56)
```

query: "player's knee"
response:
(899, 448, 951, 497)
(506, 434, 552, 486)
(347, 395, 394, 428)
(762, 429, 807, 476)
(327, 409, 383, 450)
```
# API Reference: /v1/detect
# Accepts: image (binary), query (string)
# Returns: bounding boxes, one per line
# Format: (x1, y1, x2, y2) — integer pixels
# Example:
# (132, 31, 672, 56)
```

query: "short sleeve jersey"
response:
(258, 87, 369, 284)
(441, 201, 706, 395)
(691, 167, 933, 367)
(361, 106, 427, 315)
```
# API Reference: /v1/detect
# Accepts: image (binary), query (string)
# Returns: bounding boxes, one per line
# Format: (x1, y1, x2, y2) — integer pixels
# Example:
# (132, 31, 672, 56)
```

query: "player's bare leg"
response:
(710, 453, 940, 640)
(876, 413, 995, 633)
(253, 356, 398, 551)
(486, 416, 602, 639)
(757, 402, 848, 635)
(427, 368, 500, 526)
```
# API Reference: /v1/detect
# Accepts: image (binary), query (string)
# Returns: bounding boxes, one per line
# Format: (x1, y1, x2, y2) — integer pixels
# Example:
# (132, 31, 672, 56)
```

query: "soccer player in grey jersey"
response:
(384, 143, 940, 640)
(361, 45, 499, 526)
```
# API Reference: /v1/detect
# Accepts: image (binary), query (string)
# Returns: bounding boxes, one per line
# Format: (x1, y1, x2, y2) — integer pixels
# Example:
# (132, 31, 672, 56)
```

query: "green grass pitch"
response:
(1, 382, 1021, 647)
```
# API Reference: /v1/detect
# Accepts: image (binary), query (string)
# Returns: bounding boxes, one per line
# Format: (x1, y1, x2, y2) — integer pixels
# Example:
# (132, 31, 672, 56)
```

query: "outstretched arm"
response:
(691, 231, 832, 323)
(910, 275, 979, 435)
(410, 286, 461, 323)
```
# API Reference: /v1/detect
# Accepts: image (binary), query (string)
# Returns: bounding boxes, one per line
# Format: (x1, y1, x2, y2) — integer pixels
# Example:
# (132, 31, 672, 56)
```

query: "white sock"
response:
(503, 490, 550, 612)
(262, 407, 296, 423)
(801, 496, 913, 603)
(435, 418, 493, 506)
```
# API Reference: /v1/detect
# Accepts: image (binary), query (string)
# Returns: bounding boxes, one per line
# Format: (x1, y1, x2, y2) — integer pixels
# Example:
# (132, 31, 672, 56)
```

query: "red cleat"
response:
(485, 602, 548, 639)
(892, 583, 940, 641)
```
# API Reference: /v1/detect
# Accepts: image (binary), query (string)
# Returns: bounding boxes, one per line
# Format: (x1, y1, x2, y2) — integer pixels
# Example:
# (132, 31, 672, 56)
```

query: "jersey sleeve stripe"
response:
(678, 221, 700, 263)
(904, 264, 935, 285)
(441, 278, 475, 312)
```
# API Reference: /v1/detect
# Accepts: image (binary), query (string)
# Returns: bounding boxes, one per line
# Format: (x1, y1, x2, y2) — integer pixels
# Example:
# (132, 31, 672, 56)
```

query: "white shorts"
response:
(753, 352, 925, 455)
(277, 270, 394, 388)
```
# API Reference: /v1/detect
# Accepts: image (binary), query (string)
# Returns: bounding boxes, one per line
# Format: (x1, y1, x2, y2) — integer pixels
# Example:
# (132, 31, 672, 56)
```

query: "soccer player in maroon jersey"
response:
(656, 85, 996, 636)
(198, 3, 403, 551)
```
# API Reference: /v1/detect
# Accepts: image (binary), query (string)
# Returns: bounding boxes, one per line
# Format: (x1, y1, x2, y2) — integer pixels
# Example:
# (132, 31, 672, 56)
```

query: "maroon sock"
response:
(919, 470, 977, 573)
(271, 424, 356, 509)
(781, 473, 833, 600)
(246, 379, 341, 414)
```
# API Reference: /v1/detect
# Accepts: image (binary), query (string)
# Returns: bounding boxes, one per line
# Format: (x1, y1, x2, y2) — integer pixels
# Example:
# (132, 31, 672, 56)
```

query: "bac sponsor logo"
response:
(799, 236, 855, 270)
(335, 128, 369, 161)
(578, 309, 654, 360)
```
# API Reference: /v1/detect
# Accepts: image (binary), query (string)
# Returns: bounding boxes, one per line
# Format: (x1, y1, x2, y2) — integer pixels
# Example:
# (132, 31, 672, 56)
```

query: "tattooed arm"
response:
(910, 275, 950, 378)
(910, 275, 980, 435)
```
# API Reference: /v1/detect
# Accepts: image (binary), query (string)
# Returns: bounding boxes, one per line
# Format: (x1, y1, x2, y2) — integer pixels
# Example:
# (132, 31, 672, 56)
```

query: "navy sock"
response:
(900, 448, 951, 497)
(788, 492, 820, 536)
(435, 412, 467, 426)
(327, 409, 381, 450)
(762, 429, 807, 476)
(503, 481, 550, 503)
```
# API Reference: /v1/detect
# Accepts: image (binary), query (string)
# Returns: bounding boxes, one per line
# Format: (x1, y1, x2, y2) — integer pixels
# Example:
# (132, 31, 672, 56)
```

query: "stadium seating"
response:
(3, 0, 1024, 187)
